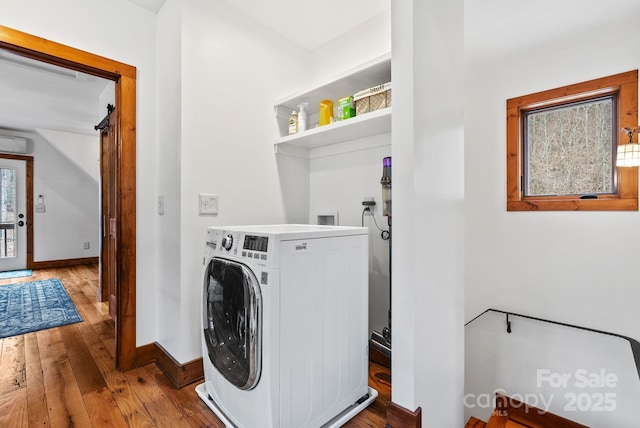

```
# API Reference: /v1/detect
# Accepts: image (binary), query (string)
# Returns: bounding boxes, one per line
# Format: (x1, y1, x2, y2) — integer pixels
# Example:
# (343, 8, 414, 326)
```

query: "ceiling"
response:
(0, 50, 112, 135)
(125, 0, 166, 13)
(465, 0, 640, 64)
(126, 0, 390, 50)
(218, 0, 390, 51)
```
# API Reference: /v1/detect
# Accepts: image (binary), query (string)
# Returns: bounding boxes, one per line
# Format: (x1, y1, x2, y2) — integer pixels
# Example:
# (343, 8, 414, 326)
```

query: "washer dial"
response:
(221, 234, 234, 251)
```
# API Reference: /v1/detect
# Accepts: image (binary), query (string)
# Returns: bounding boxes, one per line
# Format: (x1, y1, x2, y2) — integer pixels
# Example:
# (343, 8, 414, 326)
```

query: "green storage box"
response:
(337, 96, 356, 120)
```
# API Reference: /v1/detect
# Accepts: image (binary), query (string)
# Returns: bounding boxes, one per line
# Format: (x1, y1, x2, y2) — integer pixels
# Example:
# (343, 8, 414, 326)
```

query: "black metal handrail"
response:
(465, 308, 640, 381)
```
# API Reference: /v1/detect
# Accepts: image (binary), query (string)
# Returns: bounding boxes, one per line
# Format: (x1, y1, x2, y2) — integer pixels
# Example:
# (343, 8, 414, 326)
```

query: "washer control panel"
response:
(206, 228, 274, 268)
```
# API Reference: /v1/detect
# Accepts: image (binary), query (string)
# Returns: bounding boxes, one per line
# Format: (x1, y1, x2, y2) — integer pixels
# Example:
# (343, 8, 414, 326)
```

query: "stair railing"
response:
(465, 308, 640, 381)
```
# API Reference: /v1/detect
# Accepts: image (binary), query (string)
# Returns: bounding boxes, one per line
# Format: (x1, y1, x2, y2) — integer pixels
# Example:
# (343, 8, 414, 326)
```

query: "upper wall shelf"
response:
(274, 53, 391, 154)
(275, 107, 391, 150)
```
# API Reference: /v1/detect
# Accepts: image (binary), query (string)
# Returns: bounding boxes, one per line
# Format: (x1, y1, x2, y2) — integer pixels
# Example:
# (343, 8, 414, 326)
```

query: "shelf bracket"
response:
(273, 143, 310, 159)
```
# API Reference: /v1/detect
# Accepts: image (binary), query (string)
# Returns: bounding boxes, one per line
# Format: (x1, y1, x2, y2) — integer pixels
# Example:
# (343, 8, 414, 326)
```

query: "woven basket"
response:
(354, 82, 392, 115)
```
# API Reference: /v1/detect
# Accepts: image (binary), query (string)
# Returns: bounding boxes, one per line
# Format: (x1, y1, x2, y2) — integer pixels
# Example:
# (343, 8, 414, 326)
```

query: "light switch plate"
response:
(199, 194, 218, 215)
(158, 195, 164, 215)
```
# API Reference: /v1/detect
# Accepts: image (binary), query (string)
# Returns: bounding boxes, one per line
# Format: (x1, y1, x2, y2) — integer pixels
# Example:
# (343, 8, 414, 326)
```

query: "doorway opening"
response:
(0, 25, 137, 370)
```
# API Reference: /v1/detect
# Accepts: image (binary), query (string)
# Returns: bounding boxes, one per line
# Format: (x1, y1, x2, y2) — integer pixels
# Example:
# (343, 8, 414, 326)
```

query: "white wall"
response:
(392, 0, 464, 425)
(36, 129, 100, 182)
(465, 9, 640, 428)
(32, 132, 99, 261)
(156, 0, 311, 362)
(309, 9, 391, 82)
(2, 130, 99, 261)
(309, 135, 391, 335)
(1, 0, 159, 345)
(155, 0, 183, 362)
(97, 81, 116, 122)
(465, 21, 640, 337)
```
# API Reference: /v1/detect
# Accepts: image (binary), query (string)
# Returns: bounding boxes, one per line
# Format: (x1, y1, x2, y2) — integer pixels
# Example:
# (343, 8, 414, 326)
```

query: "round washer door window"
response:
(203, 257, 262, 390)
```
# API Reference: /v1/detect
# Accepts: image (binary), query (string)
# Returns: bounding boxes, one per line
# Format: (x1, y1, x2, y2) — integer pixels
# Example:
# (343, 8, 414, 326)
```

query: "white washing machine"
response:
(195, 224, 377, 428)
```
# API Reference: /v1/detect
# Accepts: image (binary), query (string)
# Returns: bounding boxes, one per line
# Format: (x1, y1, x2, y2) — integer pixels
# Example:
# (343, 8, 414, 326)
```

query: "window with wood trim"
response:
(507, 70, 638, 211)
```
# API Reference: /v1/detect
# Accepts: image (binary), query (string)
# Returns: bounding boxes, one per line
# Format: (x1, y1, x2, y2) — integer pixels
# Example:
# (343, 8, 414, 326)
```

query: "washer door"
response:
(203, 257, 262, 390)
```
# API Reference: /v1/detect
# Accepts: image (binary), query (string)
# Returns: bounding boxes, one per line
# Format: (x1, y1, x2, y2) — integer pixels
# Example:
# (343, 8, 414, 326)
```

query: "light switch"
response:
(199, 194, 218, 215)
(158, 195, 164, 215)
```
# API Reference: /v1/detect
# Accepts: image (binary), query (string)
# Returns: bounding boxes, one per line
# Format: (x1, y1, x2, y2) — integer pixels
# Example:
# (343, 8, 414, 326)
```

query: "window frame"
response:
(506, 70, 638, 211)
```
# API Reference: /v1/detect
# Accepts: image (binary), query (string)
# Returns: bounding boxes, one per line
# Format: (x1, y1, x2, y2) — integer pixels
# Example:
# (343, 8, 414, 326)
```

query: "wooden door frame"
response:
(0, 154, 33, 269)
(0, 25, 138, 371)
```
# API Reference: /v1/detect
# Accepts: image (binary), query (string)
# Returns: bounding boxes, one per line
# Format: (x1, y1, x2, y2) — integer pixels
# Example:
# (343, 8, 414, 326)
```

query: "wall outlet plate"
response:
(199, 194, 218, 215)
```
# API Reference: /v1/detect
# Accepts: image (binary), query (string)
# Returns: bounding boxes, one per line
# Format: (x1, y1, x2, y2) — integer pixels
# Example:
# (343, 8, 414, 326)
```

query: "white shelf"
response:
(275, 107, 391, 151)
(273, 53, 392, 155)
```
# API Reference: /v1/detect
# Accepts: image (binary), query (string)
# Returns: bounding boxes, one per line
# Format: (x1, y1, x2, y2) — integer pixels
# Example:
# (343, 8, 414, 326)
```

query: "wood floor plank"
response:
(62, 281, 102, 326)
(0, 335, 26, 394)
(35, 283, 97, 428)
(64, 271, 157, 428)
(0, 386, 28, 428)
(146, 363, 208, 419)
(92, 320, 116, 361)
(91, 319, 116, 359)
(36, 327, 66, 362)
(108, 374, 158, 428)
(74, 310, 157, 427)
(83, 387, 130, 428)
(124, 364, 191, 428)
(25, 332, 50, 427)
(72, 265, 103, 307)
(59, 324, 108, 395)
(145, 364, 225, 427)
(41, 356, 93, 428)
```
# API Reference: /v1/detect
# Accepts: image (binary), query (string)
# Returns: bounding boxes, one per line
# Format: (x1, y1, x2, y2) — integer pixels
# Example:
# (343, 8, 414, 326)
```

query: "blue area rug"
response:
(0, 269, 33, 279)
(0, 278, 82, 339)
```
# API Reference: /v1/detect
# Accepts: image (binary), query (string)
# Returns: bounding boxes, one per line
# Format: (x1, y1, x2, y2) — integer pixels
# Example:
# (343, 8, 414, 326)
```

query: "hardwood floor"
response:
(0, 265, 391, 427)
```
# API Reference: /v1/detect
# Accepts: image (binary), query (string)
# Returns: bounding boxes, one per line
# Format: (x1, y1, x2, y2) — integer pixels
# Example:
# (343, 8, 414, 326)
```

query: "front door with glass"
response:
(0, 158, 26, 272)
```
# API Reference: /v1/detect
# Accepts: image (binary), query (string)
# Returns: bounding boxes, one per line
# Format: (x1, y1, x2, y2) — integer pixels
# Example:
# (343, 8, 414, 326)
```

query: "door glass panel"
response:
(203, 258, 261, 390)
(0, 167, 16, 258)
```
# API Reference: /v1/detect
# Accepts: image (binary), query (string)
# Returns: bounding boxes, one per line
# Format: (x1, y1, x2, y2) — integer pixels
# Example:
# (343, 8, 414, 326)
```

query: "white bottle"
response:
(297, 102, 309, 132)
(288, 110, 298, 134)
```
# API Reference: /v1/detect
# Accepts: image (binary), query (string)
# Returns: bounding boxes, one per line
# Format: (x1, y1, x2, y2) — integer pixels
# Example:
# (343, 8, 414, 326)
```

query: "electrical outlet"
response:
(362, 196, 376, 207)
(83, 242, 90, 250)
